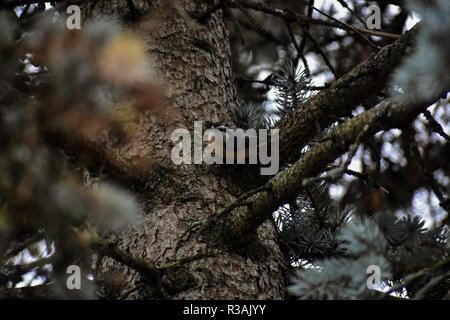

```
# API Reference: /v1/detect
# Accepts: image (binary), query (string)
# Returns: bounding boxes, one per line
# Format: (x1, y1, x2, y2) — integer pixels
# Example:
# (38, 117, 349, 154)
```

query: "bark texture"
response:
(80, 0, 286, 299)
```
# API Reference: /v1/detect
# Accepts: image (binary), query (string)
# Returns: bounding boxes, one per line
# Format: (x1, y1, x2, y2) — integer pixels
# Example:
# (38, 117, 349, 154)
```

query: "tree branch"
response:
(228, 0, 401, 40)
(277, 25, 419, 164)
(207, 92, 449, 245)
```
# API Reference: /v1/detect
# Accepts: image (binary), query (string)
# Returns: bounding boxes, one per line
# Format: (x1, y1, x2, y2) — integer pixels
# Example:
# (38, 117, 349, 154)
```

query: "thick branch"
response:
(208, 92, 449, 245)
(277, 25, 419, 164)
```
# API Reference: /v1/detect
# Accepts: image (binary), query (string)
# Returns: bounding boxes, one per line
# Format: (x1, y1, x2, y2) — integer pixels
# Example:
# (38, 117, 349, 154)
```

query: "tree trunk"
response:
(80, 0, 287, 299)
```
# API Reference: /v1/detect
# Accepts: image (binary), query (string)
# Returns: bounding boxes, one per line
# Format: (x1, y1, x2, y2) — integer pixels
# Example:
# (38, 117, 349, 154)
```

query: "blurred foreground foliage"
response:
(0, 8, 164, 297)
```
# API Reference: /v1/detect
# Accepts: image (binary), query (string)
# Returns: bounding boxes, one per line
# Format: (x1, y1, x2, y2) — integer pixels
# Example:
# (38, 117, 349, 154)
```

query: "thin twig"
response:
(227, 0, 400, 40)
(312, 6, 378, 50)
(423, 109, 450, 142)
(379, 258, 450, 299)
(336, 0, 366, 26)
(214, 184, 270, 219)
(285, 19, 310, 75)
(237, 77, 326, 90)
(297, 0, 315, 75)
(303, 29, 338, 78)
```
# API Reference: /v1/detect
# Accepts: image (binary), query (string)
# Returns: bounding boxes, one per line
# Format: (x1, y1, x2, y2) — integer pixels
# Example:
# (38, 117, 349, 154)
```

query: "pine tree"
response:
(0, 0, 448, 300)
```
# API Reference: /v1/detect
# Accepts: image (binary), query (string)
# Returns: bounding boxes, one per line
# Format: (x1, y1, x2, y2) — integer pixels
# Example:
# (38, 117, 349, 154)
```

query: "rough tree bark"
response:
(79, 0, 287, 299)
(67, 0, 447, 300)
